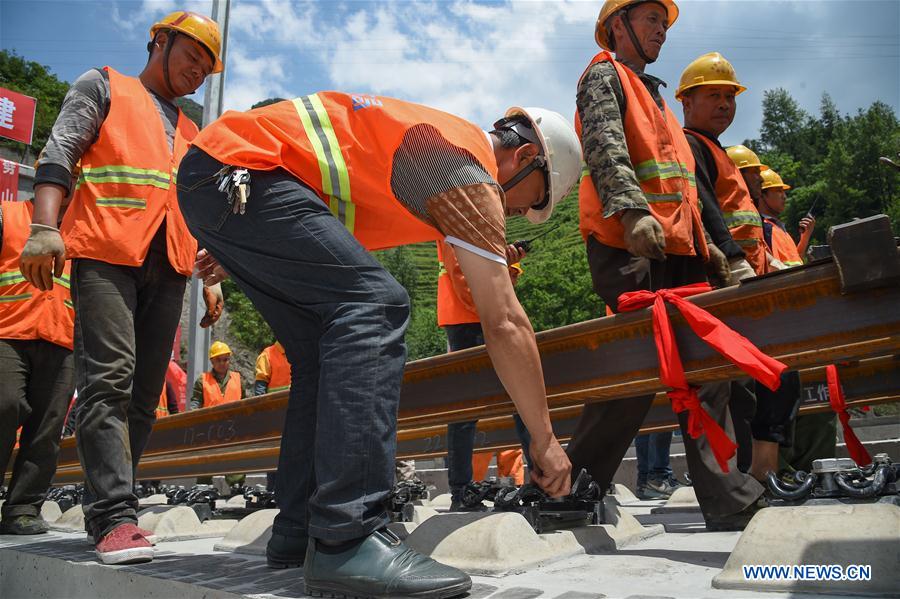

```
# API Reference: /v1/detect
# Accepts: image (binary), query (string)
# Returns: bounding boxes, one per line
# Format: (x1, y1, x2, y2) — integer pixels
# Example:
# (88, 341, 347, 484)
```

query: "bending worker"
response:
(191, 341, 244, 409)
(21, 11, 224, 564)
(567, 0, 766, 533)
(177, 92, 580, 598)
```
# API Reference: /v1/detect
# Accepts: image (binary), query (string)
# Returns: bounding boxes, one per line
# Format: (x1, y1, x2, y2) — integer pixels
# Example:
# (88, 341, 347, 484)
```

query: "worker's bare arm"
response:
(455, 245, 571, 497)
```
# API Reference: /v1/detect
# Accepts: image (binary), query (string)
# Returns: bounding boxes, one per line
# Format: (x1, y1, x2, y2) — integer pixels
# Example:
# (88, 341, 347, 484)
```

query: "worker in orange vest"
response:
(190, 341, 243, 409)
(177, 92, 581, 595)
(758, 169, 815, 268)
(568, 0, 766, 533)
(676, 53, 770, 478)
(20, 11, 224, 564)
(0, 198, 74, 535)
(437, 240, 530, 510)
(677, 52, 767, 280)
(254, 341, 292, 395)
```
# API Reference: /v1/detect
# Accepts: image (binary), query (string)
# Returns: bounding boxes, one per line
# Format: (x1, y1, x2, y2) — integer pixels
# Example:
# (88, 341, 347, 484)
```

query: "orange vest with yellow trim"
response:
(201, 371, 242, 408)
(685, 131, 767, 275)
(436, 241, 480, 327)
(61, 67, 199, 276)
(262, 343, 292, 392)
(0, 201, 74, 350)
(156, 388, 169, 418)
(763, 216, 803, 267)
(191, 92, 499, 252)
(576, 52, 707, 260)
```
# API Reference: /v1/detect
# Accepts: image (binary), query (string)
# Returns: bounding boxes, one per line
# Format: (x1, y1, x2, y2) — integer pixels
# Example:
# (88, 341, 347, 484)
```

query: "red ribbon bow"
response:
(618, 283, 788, 472)
(825, 365, 872, 466)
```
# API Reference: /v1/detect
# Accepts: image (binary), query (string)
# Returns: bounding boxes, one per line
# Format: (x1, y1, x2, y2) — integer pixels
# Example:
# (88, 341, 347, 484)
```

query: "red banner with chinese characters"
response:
(0, 159, 20, 201)
(0, 87, 38, 145)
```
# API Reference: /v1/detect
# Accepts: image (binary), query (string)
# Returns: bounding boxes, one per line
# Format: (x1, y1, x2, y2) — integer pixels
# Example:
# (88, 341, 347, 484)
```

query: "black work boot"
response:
(0, 515, 50, 535)
(266, 532, 309, 569)
(704, 495, 768, 532)
(304, 529, 471, 599)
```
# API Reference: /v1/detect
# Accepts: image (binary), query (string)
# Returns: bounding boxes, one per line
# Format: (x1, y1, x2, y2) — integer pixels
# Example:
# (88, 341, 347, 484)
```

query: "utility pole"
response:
(186, 0, 230, 405)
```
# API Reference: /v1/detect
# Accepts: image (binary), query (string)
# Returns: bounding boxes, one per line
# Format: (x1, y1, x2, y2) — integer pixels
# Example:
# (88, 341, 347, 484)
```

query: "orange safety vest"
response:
(156, 388, 169, 418)
(763, 216, 803, 267)
(201, 371, 242, 408)
(576, 51, 707, 260)
(436, 241, 480, 327)
(262, 343, 292, 392)
(0, 201, 74, 350)
(684, 131, 767, 275)
(191, 92, 499, 251)
(61, 67, 200, 276)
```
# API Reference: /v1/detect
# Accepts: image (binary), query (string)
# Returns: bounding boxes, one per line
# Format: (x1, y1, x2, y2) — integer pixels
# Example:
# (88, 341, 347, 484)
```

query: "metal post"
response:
(186, 0, 230, 405)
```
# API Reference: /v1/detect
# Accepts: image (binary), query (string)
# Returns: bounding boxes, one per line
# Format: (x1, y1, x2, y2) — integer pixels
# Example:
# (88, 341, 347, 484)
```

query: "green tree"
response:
(0, 50, 69, 157)
(222, 279, 274, 351)
(251, 97, 286, 110)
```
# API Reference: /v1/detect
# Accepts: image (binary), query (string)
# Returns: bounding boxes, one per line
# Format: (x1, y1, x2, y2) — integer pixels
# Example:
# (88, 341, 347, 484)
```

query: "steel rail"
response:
(46, 356, 898, 483)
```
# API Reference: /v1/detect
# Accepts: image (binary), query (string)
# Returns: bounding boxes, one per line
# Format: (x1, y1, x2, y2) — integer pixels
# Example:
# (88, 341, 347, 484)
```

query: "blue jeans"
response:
(444, 323, 530, 501)
(177, 148, 410, 543)
(634, 431, 673, 487)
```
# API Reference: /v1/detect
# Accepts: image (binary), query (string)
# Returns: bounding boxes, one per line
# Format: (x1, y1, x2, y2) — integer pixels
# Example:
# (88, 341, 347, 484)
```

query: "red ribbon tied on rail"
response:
(617, 283, 788, 472)
(825, 365, 872, 466)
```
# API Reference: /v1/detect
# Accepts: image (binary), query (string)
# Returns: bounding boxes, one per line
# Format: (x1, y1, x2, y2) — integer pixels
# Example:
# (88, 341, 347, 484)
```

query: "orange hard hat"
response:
(150, 11, 224, 73)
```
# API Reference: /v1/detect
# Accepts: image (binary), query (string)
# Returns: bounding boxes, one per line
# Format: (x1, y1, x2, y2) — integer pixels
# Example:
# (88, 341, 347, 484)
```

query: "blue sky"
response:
(2, 0, 898, 145)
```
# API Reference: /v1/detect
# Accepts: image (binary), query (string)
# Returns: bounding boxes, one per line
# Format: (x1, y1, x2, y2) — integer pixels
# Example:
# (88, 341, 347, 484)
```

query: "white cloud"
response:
(222, 45, 291, 111)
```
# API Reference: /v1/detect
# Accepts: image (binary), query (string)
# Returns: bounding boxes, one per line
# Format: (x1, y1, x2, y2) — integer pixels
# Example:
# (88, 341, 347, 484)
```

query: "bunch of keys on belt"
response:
(217, 166, 251, 215)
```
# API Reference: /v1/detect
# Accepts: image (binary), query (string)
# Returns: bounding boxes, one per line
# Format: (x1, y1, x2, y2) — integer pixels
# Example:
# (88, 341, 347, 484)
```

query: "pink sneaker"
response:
(87, 527, 157, 546)
(95, 523, 154, 564)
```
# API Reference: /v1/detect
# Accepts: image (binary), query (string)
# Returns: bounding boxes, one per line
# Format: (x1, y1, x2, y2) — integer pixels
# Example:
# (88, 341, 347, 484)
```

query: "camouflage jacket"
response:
(576, 59, 667, 218)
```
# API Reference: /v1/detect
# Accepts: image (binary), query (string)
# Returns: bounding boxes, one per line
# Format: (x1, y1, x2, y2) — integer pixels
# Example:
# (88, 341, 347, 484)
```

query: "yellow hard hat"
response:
(209, 341, 231, 359)
(726, 145, 768, 171)
(595, 0, 679, 50)
(675, 52, 746, 101)
(760, 169, 792, 191)
(150, 11, 224, 73)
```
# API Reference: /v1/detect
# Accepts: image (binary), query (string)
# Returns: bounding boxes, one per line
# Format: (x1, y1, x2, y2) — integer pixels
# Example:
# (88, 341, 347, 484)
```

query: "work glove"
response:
(620, 209, 666, 261)
(729, 257, 756, 282)
(706, 243, 733, 287)
(201, 283, 224, 328)
(766, 251, 788, 271)
(20, 224, 66, 291)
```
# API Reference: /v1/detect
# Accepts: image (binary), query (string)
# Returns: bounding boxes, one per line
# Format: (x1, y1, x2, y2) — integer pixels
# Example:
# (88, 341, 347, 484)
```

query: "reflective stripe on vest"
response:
(78, 165, 172, 190)
(0, 201, 74, 349)
(293, 94, 355, 233)
(191, 92, 499, 253)
(723, 210, 763, 229)
(575, 51, 707, 260)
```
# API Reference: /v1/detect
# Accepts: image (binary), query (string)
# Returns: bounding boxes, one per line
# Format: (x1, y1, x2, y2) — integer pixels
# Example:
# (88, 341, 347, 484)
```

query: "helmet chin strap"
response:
(501, 155, 546, 195)
(621, 7, 656, 65)
(160, 31, 179, 98)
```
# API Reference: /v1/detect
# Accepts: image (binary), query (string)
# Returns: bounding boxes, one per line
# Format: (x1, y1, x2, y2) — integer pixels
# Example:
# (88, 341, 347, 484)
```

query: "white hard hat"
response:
(503, 106, 583, 224)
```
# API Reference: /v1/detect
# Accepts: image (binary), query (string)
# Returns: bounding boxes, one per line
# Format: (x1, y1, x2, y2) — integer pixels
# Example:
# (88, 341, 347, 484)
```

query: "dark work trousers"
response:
(176, 147, 410, 543)
(444, 322, 531, 502)
(0, 339, 74, 519)
(73, 245, 187, 539)
(779, 412, 837, 474)
(729, 379, 757, 473)
(565, 237, 764, 518)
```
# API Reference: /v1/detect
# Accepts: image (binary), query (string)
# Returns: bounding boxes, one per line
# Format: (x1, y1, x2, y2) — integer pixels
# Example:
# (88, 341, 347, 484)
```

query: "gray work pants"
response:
(72, 253, 186, 539)
(566, 238, 764, 518)
(0, 339, 73, 519)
